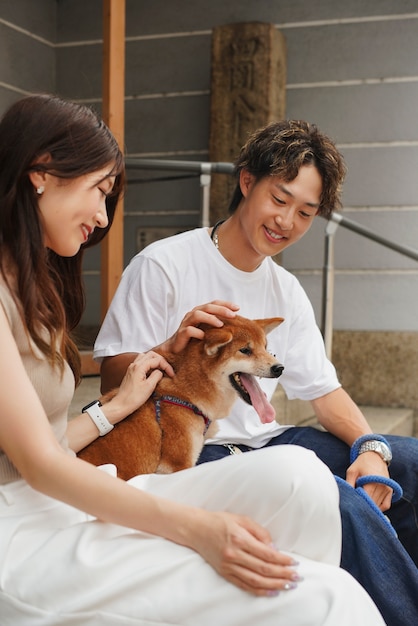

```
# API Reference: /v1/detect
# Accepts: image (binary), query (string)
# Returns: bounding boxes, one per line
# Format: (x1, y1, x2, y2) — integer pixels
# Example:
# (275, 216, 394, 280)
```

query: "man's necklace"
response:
(211, 220, 225, 250)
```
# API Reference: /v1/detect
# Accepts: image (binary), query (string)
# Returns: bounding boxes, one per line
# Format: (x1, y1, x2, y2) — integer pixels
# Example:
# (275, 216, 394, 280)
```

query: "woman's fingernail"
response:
(291, 573, 304, 582)
(283, 582, 298, 591)
(267, 589, 280, 597)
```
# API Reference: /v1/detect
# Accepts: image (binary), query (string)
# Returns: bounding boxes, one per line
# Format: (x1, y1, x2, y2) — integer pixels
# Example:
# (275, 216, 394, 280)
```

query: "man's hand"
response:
(158, 300, 240, 354)
(346, 452, 393, 511)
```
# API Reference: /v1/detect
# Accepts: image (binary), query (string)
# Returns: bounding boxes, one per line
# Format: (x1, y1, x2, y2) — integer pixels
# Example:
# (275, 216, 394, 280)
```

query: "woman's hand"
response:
(105, 351, 174, 423)
(68, 351, 174, 452)
(189, 509, 300, 596)
(159, 300, 240, 354)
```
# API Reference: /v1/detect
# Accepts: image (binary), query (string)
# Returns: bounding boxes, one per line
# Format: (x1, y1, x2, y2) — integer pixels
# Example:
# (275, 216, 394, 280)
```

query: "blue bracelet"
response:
(356, 474, 403, 503)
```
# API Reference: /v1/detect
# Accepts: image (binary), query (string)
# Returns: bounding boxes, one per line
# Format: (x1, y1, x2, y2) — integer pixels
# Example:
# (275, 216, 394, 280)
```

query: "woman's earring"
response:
(36, 186, 45, 195)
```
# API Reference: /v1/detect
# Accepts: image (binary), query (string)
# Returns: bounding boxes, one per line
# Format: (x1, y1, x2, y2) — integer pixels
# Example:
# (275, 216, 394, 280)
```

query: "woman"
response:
(0, 94, 384, 625)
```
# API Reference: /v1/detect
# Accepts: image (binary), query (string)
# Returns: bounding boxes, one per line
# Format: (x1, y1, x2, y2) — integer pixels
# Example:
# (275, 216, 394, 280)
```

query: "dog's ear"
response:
(203, 328, 234, 356)
(254, 317, 284, 335)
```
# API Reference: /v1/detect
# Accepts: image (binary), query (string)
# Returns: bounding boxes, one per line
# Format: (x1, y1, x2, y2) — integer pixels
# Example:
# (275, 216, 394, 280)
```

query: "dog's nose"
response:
(271, 363, 284, 378)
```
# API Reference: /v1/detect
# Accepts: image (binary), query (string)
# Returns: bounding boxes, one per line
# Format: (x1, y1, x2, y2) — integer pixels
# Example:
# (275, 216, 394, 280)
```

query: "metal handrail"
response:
(125, 158, 234, 174)
(321, 212, 418, 356)
(125, 158, 234, 227)
(328, 212, 418, 262)
(125, 157, 418, 355)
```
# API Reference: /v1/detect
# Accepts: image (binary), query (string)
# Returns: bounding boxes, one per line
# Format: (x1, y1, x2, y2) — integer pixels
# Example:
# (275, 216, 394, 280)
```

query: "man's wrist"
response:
(351, 434, 392, 466)
(358, 440, 392, 465)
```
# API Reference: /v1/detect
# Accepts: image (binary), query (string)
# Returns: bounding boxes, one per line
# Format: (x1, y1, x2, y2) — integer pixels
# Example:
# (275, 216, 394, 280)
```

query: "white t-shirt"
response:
(95, 227, 340, 447)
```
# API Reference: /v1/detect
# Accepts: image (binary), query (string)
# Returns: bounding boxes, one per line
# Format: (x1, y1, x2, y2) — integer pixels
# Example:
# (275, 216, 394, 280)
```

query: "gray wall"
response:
(1, 0, 418, 334)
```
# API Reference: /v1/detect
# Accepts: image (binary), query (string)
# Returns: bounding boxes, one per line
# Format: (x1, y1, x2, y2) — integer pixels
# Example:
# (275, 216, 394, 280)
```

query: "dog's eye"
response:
(239, 347, 252, 356)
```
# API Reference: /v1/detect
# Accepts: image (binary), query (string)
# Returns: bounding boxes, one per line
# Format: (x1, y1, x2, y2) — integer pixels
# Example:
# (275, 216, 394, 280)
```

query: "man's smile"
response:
(264, 225, 287, 241)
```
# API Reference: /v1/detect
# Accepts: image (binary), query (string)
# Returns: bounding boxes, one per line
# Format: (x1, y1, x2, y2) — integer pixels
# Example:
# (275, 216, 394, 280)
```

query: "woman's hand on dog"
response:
(69, 352, 173, 452)
(103, 351, 175, 425)
(189, 509, 301, 597)
(159, 300, 240, 354)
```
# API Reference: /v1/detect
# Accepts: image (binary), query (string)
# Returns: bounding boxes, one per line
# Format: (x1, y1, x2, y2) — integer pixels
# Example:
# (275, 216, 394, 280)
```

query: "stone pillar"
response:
(209, 22, 287, 224)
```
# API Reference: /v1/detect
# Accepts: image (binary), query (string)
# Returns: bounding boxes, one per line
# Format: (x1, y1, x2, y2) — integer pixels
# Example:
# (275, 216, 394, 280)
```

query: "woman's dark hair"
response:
(228, 120, 346, 218)
(0, 94, 125, 385)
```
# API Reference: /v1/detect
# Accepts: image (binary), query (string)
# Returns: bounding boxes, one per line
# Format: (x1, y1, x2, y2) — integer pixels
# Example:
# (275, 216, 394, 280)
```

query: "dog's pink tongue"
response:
(240, 374, 276, 424)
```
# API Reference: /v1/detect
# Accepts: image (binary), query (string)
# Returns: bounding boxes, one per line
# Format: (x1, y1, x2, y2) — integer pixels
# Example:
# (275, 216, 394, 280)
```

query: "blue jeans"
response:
(197, 428, 418, 626)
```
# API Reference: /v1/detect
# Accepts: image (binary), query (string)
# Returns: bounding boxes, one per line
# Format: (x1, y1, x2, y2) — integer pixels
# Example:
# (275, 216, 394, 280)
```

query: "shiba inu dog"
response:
(78, 315, 284, 479)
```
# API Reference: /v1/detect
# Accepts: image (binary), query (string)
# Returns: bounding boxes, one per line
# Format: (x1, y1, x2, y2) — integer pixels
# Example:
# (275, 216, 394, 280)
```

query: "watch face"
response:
(378, 442, 392, 462)
(372, 442, 392, 462)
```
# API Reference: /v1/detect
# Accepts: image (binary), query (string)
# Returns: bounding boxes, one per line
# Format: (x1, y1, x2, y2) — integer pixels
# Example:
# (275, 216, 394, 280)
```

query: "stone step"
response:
(360, 405, 415, 437)
(271, 388, 416, 437)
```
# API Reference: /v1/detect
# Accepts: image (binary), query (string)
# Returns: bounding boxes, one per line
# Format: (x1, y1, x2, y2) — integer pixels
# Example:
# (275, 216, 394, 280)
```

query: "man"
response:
(94, 120, 418, 625)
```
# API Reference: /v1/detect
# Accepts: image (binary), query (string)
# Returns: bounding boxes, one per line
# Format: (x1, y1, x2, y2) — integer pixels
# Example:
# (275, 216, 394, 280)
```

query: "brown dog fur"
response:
(78, 315, 284, 480)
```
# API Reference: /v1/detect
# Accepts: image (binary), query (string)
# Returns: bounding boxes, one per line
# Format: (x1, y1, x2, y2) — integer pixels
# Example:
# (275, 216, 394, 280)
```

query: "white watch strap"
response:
(82, 401, 114, 436)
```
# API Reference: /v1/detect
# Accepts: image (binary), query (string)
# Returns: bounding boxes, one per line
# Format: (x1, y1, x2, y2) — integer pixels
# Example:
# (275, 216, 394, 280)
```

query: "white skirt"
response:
(0, 446, 384, 625)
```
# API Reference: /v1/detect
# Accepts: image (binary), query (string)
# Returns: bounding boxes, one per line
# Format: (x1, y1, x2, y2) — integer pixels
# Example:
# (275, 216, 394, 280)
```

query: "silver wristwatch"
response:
(358, 440, 392, 465)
